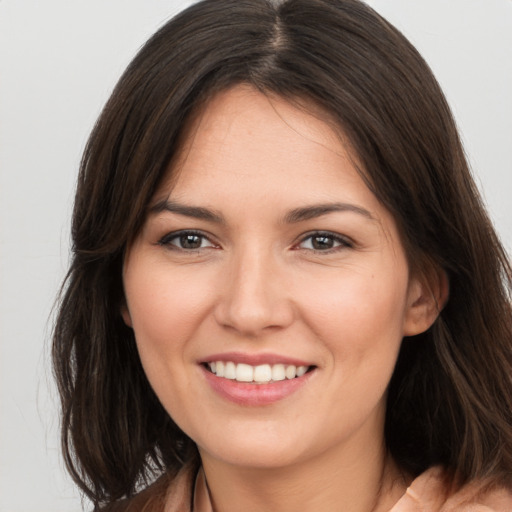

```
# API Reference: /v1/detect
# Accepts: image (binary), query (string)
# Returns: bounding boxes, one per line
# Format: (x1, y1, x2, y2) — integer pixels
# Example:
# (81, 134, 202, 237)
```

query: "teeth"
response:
(285, 365, 296, 379)
(224, 361, 236, 379)
(254, 364, 272, 383)
(208, 361, 309, 383)
(271, 364, 286, 381)
(236, 363, 253, 382)
(296, 365, 307, 377)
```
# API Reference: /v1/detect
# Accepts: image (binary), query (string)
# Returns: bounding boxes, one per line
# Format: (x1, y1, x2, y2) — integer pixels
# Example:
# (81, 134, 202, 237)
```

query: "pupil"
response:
(312, 235, 333, 250)
(180, 234, 201, 249)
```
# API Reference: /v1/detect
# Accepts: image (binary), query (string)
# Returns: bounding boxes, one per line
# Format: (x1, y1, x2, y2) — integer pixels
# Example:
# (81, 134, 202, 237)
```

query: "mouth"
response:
(203, 361, 314, 384)
(200, 352, 317, 405)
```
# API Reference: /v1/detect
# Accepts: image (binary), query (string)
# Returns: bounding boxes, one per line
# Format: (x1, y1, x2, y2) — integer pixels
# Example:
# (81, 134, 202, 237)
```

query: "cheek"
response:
(123, 265, 213, 421)
(125, 269, 207, 332)
(297, 265, 409, 359)
(123, 264, 215, 361)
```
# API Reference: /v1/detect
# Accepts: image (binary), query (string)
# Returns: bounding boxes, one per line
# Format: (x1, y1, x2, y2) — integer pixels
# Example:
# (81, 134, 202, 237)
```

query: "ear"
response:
(121, 303, 133, 328)
(403, 267, 449, 336)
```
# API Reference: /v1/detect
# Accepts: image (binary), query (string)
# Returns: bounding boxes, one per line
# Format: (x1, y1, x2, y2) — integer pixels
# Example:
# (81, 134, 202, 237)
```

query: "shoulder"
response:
(100, 461, 199, 512)
(441, 477, 512, 512)
(99, 473, 172, 512)
(393, 467, 512, 512)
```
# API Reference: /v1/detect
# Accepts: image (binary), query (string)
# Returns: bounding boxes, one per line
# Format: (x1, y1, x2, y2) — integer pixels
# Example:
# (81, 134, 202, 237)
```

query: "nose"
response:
(213, 246, 294, 336)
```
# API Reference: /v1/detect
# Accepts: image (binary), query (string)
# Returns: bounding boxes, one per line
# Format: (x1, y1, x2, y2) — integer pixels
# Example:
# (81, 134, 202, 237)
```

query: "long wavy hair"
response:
(53, 0, 512, 508)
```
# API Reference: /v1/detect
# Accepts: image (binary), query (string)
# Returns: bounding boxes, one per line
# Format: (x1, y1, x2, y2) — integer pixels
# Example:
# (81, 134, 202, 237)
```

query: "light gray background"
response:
(1, 1, 511, 510)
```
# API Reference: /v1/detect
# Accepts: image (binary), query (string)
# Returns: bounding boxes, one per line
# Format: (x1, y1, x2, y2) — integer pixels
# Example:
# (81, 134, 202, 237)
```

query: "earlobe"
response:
(403, 268, 449, 336)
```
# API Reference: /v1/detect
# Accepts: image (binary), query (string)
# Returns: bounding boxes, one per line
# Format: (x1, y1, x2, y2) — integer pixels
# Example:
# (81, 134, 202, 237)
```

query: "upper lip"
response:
(200, 351, 314, 367)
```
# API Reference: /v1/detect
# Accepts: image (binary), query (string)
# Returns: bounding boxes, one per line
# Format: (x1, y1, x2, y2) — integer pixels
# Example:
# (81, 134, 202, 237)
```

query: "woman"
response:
(52, 0, 512, 510)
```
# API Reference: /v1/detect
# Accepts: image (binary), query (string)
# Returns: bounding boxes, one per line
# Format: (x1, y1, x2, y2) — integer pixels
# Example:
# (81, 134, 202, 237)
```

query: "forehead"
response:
(157, 85, 372, 206)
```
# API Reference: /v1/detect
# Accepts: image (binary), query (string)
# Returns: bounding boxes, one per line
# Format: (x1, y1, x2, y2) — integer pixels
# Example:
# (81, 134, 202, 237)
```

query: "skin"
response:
(122, 85, 443, 512)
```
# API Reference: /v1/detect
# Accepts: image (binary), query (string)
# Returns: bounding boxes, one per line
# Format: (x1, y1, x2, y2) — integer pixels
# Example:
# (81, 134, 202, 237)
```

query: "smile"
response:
(201, 355, 317, 405)
(206, 361, 310, 383)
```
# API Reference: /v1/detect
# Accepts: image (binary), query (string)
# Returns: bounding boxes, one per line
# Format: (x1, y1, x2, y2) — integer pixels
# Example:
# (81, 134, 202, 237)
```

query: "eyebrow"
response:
(149, 199, 225, 223)
(283, 202, 375, 223)
(149, 199, 374, 224)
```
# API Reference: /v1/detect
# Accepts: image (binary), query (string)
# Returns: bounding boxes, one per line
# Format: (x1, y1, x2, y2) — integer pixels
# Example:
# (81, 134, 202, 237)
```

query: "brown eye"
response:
(179, 234, 203, 249)
(298, 232, 352, 252)
(311, 235, 335, 250)
(158, 230, 216, 250)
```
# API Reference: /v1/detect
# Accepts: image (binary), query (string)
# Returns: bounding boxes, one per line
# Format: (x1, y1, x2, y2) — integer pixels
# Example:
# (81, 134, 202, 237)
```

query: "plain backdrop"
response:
(0, 1, 511, 510)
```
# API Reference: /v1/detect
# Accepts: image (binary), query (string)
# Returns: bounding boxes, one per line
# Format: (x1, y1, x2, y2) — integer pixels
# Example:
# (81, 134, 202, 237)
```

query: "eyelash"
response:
(157, 230, 353, 253)
(158, 230, 217, 251)
(295, 231, 353, 253)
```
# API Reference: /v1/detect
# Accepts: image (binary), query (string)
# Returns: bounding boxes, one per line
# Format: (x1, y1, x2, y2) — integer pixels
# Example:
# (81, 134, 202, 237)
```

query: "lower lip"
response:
(201, 366, 314, 406)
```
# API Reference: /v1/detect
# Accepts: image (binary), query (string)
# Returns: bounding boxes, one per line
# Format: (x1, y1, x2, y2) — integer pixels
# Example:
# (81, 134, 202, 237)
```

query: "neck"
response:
(199, 435, 408, 512)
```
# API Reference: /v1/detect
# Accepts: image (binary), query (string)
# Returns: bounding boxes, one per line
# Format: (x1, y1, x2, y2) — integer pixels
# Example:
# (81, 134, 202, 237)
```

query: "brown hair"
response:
(52, 0, 512, 508)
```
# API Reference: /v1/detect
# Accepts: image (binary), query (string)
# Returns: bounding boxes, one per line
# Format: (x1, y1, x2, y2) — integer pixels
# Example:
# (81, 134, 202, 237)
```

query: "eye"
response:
(297, 232, 352, 252)
(158, 230, 217, 250)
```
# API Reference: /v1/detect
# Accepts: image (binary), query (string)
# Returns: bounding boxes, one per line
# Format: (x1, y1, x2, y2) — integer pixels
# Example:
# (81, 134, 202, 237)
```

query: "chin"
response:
(199, 442, 305, 470)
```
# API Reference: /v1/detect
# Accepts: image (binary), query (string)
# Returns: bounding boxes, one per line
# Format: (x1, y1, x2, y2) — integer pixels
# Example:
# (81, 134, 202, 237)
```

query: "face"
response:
(122, 85, 434, 472)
